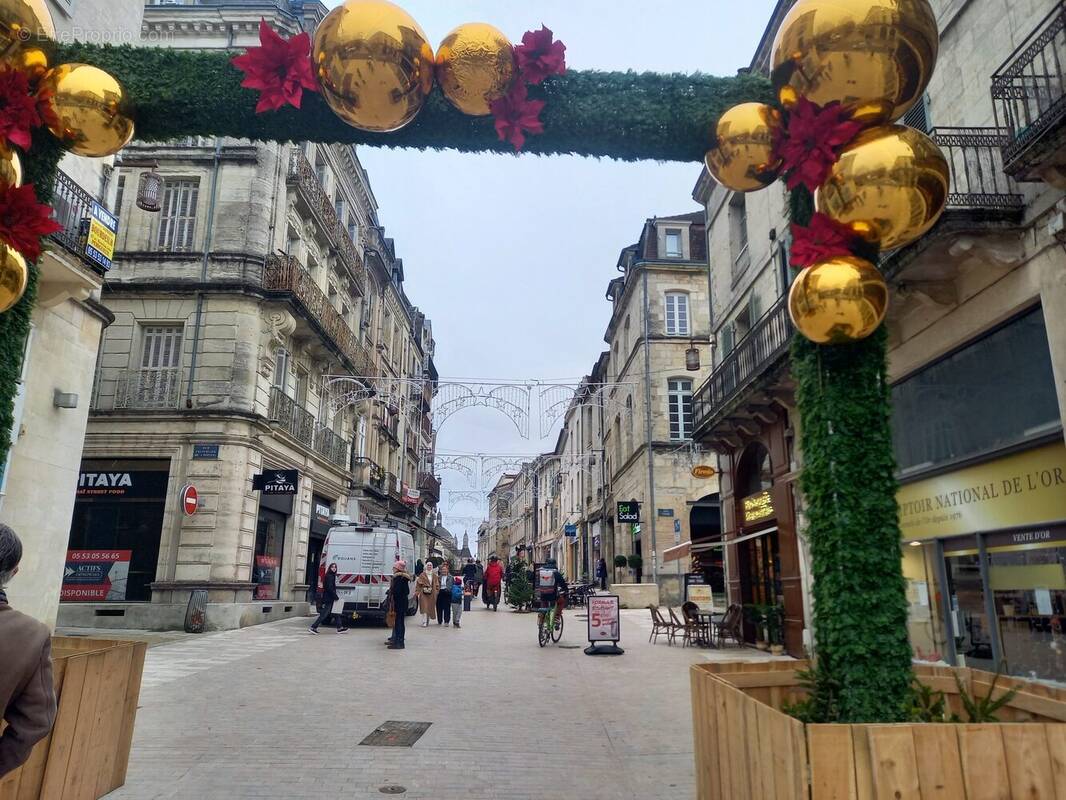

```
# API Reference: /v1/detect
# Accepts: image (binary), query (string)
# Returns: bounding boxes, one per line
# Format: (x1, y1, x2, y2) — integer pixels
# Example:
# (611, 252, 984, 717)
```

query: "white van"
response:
(318, 520, 418, 624)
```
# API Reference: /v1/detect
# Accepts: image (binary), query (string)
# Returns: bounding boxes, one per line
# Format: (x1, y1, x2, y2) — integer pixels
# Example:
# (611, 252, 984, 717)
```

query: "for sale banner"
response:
(587, 594, 621, 643)
(61, 550, 132, 601)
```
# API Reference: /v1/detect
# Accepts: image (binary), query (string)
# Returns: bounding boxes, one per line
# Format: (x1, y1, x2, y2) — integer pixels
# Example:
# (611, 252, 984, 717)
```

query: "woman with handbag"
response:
(415, 561, 437, 627)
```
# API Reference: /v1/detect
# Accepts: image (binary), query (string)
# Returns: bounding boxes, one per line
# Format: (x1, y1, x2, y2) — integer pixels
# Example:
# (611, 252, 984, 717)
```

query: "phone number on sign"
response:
(68, 551, 126, 561)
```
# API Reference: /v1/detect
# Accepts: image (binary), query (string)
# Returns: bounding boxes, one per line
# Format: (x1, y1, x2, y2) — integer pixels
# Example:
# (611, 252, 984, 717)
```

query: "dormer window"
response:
(664, 228, 683, 258)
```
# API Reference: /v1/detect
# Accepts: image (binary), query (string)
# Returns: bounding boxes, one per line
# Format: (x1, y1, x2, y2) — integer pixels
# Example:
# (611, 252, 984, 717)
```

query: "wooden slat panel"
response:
(720, 671, 805, 689)
(88, 646, 133, 800)
(1000, 723, 1056, 799)
(746, 690, 769, 799)
(809, 725, 857, 799)
(60, 652, 105, 800)
(714, 674, 733, 800)
(912, 724, 966, 799)
(691, 666, 721, 800)
(38, 654, 90, 799)
(110, 642, 146, 790)
(1046, 724, 1066, 798)
(10, 659, 67, 800)
(852, 725, 875, 800)
(756, 703, 779, 799)
(0, 765, 22, 800)
(958, 725, 1011, 800)
(725, 686, 752, 800)
(866, 726, 921, 800)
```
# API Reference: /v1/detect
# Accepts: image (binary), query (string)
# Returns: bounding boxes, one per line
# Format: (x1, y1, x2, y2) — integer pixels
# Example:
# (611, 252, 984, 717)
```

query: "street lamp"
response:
(685, 339, 700, 371)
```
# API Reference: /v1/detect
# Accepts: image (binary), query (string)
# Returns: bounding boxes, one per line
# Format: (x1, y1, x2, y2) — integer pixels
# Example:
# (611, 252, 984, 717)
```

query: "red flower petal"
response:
(490, 83, 546, 151)
(790, 213, 862, 266)
(0, 183, 62, 262)
(773, 97, 865, 192)
(515, 25, 567, 85)
(0, 66, 42, 150)
(231, 18, 318, 114)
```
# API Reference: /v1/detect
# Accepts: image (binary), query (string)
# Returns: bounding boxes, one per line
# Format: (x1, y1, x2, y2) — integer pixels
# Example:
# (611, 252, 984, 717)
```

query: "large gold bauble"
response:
(40, 64, 135, 157)
(0, 243, 28, 314)
(771, 0, 939, 125)
(5, 42, 48, 80)
(815, 124, 949, 251)
(313, 0, 435, 133)
(435, 23, 515, 116)
(0, 147, 21, 188)
(704, 102, 783, 192)
(788, 256, 888, 344)
(0, 0, 54, 59)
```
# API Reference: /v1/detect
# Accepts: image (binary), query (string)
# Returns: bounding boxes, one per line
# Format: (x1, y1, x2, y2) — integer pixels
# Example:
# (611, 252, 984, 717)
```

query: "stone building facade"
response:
(58, 1, 441, 631)
(1, 0, 146, 627)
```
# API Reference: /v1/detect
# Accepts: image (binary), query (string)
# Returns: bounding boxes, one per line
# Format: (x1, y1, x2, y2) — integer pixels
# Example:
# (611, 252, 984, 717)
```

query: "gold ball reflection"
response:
(815, 124, 949, 251)
(0, 0, 53, 59)
(40, 63, 135, 157)
(771, 0, 939, 125)
(0, 243, 28, 313)
(704, 102, 783, 192)
(313, 0, 435, 133)
(0, 147, 21, 188)
(789, 256, 888, 344)
(436, 23, 515, 116)
(5, 42, 48, 80)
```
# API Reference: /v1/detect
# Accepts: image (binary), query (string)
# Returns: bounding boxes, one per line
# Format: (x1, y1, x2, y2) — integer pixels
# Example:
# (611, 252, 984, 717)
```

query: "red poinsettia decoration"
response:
(0, 66, 42, 150)
(0, 184, 62, 261)
(231, 19, 318, 113)
(514, 25, 567, 85)
(34, 84, 60, 133)
(490, 83, 545, 151)
(790, 213, 862, 267)
(773, 97, 864, 192)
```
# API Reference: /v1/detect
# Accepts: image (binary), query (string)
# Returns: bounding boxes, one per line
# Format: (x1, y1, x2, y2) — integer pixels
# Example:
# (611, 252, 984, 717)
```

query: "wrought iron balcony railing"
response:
(992, 1, 1066, 180)
(930, 127, 1024, 210)
(268, 387, 316, 448)
(692, 296, 793, 437)
(386, 472, 403, 501)
(418, 472, 441, 502)
(287, 149, 366, 292)
(263, 254, 374, 377)
(351, 456, 388, 495)
(96, 368, 183, 410)
(51, 170, 104, 268)
(313, 425, 350, 470)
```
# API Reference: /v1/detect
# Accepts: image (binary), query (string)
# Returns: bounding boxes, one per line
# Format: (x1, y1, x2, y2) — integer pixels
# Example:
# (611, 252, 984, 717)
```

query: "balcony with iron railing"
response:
(263, 254, 375, 377)
(314, 425, 351, 470)
(268, 387, 316, 449)
(418, 472, 441, 502)
(692, 296, 794, 439)
(351, 456, 388, 497)
(386, 472, 403, 501)
(92, 368, 184, 411)
(287, 149, 366, 291)
(992, 1, 1066, 181)
(50, 170, 111, 271)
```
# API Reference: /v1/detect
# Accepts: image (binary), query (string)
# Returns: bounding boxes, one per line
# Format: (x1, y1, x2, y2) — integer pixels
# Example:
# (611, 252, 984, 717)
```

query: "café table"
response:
(694, 609, 725, 648)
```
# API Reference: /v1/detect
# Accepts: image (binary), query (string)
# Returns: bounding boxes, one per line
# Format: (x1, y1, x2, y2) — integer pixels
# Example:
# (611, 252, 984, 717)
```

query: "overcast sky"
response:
(335, 1, 777, 531)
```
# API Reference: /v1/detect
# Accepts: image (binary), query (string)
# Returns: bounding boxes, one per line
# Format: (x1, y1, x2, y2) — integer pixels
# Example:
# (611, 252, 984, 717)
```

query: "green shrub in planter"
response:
(613, 555, 628, 569)
(627, 555, 643, 570)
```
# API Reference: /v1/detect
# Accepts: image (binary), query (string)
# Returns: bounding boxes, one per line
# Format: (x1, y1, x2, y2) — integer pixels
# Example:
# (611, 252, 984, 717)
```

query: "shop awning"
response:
(663, 541, 690, 563)
(695, 526, 778, 549)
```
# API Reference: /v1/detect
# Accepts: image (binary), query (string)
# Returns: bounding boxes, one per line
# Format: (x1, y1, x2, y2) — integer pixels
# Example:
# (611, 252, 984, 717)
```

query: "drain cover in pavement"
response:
(360, 721, 431, 747)
(379, 786, 406, 794)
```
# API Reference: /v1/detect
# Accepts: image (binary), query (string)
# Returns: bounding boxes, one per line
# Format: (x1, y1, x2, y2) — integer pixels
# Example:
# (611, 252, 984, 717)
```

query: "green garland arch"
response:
(2, 43, 911, 723)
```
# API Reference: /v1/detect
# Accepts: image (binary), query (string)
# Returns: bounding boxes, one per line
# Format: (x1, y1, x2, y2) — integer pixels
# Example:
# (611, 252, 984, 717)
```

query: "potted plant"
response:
(766, 604, 785, 655)
(745, 604, 769, 650)
(626, 554, 643, 581)
(613, 554, 628, 582)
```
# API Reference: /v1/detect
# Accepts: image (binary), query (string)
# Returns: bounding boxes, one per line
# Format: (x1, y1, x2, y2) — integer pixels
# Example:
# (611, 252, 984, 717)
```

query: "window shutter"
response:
(748, 293, 761, 323)
(720, 324, 734, 355)
(901, 94, 931, 134)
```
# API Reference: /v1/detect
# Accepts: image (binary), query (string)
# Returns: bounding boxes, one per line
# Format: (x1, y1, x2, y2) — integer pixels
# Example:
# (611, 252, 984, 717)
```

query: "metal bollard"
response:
(184, 589, 208, 633)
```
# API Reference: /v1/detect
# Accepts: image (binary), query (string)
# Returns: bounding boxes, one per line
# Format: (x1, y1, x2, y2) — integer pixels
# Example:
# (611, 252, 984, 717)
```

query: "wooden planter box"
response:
(691, 660, 1066, 799)
(0, 637, 146, 800)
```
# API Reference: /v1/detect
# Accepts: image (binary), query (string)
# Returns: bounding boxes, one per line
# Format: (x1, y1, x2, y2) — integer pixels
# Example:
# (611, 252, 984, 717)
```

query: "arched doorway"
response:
(689, 493, 723, 599)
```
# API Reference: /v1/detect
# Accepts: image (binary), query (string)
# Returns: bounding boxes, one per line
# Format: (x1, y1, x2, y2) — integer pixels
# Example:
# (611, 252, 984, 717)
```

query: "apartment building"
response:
(57, 1, 441, 631)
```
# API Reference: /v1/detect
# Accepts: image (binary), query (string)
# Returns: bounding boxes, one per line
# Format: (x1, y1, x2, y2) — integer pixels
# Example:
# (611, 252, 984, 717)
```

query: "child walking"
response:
(450, 576, 464, 628)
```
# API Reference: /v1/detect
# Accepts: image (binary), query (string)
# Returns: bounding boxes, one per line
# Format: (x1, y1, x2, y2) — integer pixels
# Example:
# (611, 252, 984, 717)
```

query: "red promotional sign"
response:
(61, 550, 132, 601)
(180, 484, 198, 516)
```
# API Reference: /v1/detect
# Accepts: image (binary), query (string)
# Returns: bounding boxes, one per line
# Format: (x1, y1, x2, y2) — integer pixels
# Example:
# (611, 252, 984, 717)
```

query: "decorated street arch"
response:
(0, 0, 949, 724)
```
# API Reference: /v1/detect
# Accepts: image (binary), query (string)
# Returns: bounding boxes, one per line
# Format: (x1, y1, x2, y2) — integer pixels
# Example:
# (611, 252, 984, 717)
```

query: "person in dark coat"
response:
(596, 557, 608, 591)
(308, 563, 348, 634)
(387, 560, 412, 650)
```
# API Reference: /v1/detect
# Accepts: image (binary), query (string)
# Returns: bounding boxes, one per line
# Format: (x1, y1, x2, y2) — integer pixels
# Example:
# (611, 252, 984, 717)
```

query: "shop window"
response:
(989, 544, 1065, 680)
(667, 378, 694, 440)
(892, 307, 1060, 477)
(254, 509, 286, 600)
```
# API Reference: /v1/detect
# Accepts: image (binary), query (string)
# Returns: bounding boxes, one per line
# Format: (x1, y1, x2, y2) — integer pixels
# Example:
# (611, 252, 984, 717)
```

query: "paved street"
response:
(104, 603, 777, 800)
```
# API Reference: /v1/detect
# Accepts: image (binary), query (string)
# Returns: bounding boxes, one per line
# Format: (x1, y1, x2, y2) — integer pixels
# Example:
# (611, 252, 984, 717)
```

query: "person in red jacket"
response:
(483, 555, 503, 612)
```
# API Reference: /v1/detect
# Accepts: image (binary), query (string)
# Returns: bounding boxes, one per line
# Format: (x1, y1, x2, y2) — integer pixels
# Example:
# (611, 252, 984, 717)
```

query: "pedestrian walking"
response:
(450, 576, 464, 628)
(0, 525, 57, 777)
(415, 560, 437, 627)
(483, 554, 503, 611)
(308, 563, 348, 634)
(461, 558, 477, 593)
(435, 562, 452, 624)
(474, 559, 484, 592)
(387, 560, 411, 650)
(596, 557, 608, 592)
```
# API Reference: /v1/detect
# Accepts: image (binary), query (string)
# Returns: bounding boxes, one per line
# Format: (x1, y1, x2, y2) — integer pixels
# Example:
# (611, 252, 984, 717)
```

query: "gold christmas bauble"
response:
(5, 42, 47, 80)
(40, 64, 135, 157)
(815, 124, 949, 251)
(435, 23, 515, 116)
(313, 0, 435, 133)
(704, 102, 783, 192)
(788, 256, 888, 344)
(0, 147, 21, 188)
(0, 0, 53, 59)
(771, 0, 938, 125)
(0, 243, 28, 313)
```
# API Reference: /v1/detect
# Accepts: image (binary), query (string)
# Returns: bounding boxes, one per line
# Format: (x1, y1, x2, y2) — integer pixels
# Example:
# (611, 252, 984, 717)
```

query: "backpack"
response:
(451, 583, 463, 602)
(535, 567, 556, 596)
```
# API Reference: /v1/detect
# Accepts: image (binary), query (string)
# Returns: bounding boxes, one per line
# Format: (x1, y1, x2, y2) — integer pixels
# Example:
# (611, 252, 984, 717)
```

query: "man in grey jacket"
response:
(0, 524, 57, 777)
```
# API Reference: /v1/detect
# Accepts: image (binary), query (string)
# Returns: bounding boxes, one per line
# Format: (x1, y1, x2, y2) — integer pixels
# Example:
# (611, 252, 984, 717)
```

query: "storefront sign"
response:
(564, 524, 577, 537)
(897, 443, 1066, 541)
(587, 594, 621, 642)
(192, 444, 220, 460)
(691, 465, 717, 479)
(617, 500, 640, 523)
(179, 485, 198, 516)
(61, 550, 131, 601)
(253, 469, 299, 495)
(83, 201, 117, 271)
(314, 501, 332, 524)
(742, 491, 774, 524)
(76, 470, 169, 499)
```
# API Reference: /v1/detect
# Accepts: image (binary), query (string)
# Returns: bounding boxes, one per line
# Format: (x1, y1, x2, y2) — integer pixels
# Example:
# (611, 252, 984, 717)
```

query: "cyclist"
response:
(534, 558, 568, 628)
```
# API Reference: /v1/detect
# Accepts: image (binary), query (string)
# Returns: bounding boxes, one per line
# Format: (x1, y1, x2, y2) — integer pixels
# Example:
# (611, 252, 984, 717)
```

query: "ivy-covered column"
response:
(789, 188, 913, 722)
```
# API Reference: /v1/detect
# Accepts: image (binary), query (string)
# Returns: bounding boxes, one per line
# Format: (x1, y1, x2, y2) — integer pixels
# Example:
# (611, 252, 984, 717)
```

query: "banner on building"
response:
(587, 594, 621, 643)
(61, 550, 132, 601)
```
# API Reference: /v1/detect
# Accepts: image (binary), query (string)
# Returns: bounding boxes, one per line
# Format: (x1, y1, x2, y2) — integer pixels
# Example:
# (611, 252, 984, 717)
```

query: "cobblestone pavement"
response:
(104, 604, 779, 800)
